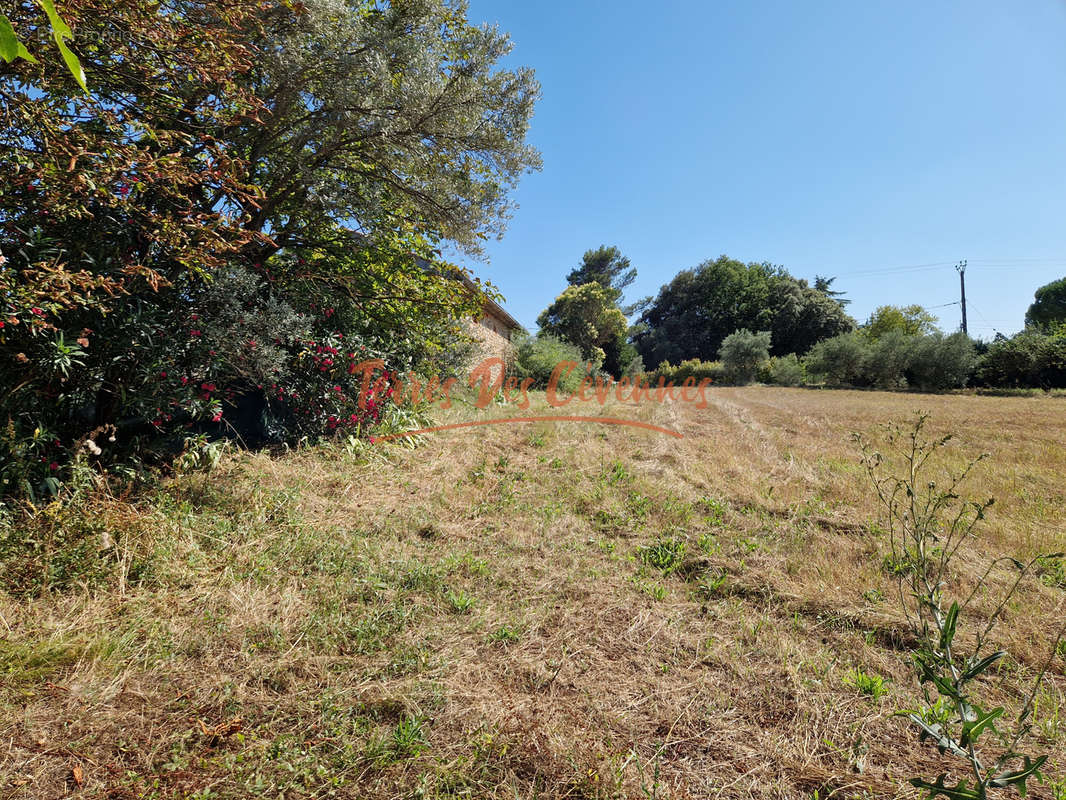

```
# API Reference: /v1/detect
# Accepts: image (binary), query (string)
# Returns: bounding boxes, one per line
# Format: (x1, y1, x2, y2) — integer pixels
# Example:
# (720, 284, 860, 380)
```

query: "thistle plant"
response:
(855, 413, 1064, 799)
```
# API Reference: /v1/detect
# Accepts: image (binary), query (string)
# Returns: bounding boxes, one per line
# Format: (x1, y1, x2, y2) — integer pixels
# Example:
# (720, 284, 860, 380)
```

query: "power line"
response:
(842, 261, 954, 278)
(966, 301, 1006, 338)
(838, 258, 1066, 278)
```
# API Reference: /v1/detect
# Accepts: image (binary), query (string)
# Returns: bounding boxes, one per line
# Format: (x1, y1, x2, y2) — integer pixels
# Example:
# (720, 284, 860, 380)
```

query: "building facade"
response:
(464, 291, 523, 363)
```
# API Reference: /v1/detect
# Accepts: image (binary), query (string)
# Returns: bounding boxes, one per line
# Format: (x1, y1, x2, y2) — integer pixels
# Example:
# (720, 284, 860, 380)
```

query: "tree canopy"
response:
(565, 245, 636, 305)
(863, 305, 940, 340)
(536, 282, 629, 374)
(0, 0, 541, 499)
(633, 256, 855, 365)
(1025, 276, 1066, 333)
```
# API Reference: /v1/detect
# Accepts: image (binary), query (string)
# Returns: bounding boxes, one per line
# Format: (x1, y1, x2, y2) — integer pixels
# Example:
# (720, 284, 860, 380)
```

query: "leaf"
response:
(36, 0, 87, 92)
(0, 14, 35, 63)
(989, 755, 1048, 796)
(940, 602, 959, 652)
(0, 15, 18, 61)
(915, 656, 964, 701)
(55, 35, 86, 92)
(37, 0, 72, 38)
(71, 763, 84, 787)
(960, 705, 1003, 747)
(962, 651, 1006, 681)
(909, 775, 982, 800)
(905, 714, 969, 759)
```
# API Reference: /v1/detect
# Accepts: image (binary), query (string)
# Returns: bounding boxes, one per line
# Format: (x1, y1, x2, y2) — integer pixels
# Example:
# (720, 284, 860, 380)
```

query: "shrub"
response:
(804, 332, 869, 386)
(977, 330, 1066, 389)
(718, 329, 771, 384)
(767, 354, 804, 386)
(511, 333, 592, 394)
(905, 332, 977, 392)
(650, 358, 725, 385)
(623, 354, 645, 378)
(864, 330, 914, 389)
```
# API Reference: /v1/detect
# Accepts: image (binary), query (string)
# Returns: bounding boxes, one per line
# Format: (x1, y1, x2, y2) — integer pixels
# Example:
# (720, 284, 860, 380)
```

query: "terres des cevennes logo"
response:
(352, 357, 712, 441)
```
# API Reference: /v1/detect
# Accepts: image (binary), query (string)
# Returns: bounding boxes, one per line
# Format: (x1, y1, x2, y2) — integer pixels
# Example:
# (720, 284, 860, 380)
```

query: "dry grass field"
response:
(2, 387, 1065, 799)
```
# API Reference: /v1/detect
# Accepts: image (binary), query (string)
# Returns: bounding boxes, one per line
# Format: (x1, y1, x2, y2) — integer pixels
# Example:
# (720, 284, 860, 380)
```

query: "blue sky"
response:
(461, 0, 1066, 340)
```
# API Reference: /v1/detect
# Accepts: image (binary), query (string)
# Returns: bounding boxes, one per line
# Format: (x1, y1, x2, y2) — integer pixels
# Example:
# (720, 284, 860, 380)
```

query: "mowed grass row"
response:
(2, 388, 1065, 798)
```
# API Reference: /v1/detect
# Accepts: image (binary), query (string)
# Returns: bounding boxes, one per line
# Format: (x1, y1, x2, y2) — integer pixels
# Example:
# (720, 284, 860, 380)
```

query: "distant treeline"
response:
(528, 252, 1066, 393)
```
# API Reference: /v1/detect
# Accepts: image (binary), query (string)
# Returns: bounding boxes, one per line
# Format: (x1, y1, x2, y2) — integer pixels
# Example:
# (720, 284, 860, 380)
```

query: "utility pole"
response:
(956, 260, 968, 336)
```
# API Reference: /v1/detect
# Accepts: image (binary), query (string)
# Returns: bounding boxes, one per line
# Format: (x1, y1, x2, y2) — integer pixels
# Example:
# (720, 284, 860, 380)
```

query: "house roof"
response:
(457, 273, 523, 333)
(412, 254, 523, 333)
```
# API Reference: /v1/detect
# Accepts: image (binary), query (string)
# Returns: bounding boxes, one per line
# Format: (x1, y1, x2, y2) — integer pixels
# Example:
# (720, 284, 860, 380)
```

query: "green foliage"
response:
(536, 282, 630, 375)
(488, 625, 520, 645)
(0, 1, 85, 91)
(857, 414, 1062, 799)
(446, 589, 475, 614)
(844, 668, 890, 699)
(864, 330, 914, 389)
(637, 537, 686, 574)
(648, 358, 724, 385)
(510, 333, 591, 394)
(767, 353, 805, 386)
(814, 274, 850, 306)
(805, 331, 976, 391)
(244, 0, 541, 258)
(977, 330, 1066, 389)
(718, 329, 771, 384)
(906, 333, 978, 392)
(391, 715, 429, 758)
(566, 245, 636, 305)
(804, 332, 869, 386)
(0, 459, 118, 596)
(1, 0, 541, 498)
(635, 255, 855, 365)
(864, 304, 940, 340)
(1025, 276, 1066, 332)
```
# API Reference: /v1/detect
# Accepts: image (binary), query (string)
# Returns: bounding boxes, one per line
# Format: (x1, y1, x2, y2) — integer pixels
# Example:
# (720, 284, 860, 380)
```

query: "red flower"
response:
(211, 411, 222, 422)
(160, 371, 167, 378)
(49, 462, 58, 471)
(30, 307, 44, 316)
(190, 330, 201, 337)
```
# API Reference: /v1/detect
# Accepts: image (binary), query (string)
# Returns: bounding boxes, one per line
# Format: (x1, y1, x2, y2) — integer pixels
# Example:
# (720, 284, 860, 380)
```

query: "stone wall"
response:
(464, 313, 516, 365)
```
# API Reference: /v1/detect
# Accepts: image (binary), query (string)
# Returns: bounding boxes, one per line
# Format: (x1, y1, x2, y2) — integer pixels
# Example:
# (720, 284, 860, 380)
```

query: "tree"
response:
(1025, 277, 1066, 332)
(905, 332, 976, 392)
(237, 0, 541, 263)
(977, 329, 1066, 389)
(634, 255, 855, 365)
(804, 332, 869, 386)
(566, 246, 636, 306)
(814, 275, 850, 306)
(536, 283, 629, 375)
(718, 329, 771, 384)
(0, 0, 542, 498)
(865, 330, 914, 389)
(863, 305, 939, 340)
